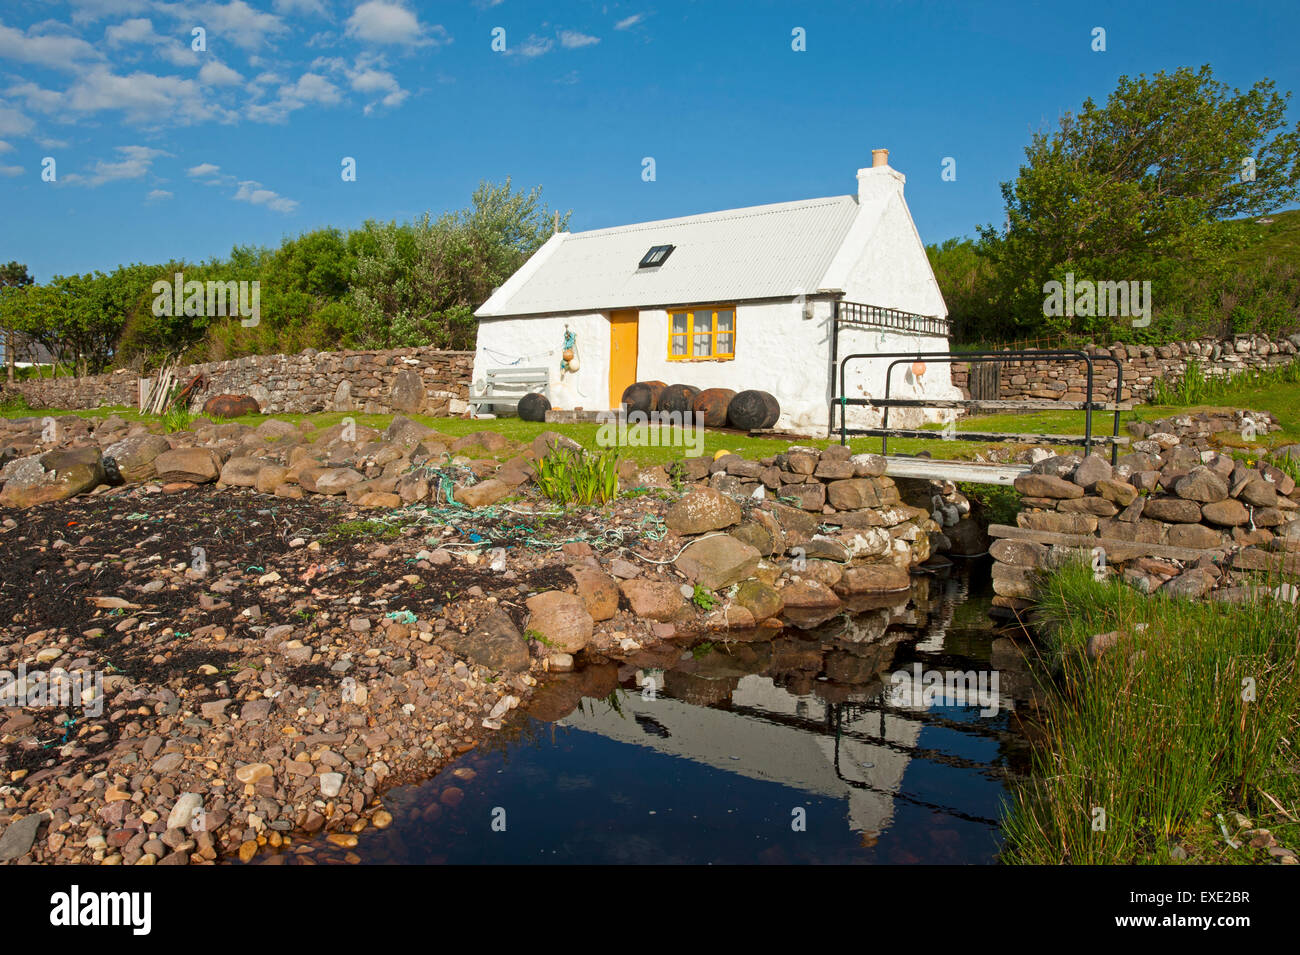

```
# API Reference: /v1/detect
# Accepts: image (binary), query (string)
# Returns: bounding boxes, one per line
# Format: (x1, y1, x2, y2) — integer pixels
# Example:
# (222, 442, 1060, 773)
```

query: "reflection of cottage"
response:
(473, 150, 956, 434)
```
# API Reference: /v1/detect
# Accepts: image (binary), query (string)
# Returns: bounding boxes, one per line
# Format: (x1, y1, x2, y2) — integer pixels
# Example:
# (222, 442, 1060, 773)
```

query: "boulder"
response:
(457, 478, 509, 508)
(835, 564, 911, 595)
(1072, 454, 1113, 490)
(665, 487, 742, 534)
(1174, 467, 1229, 503)
(299, 466, 364, 495)
(388, 368, 426, 414)
(619, 579, 686, 621)
(220, 456, 275, 487)
(525, 591, 594, 654)
(675, 535, 761, 590)
(734, 579, 783, 622)
(103, 432, 171, 483)
(441, 610, 530, 672)
(154, 447, 221, 484)
(0, 447, 104, 508)
(1014, 473, 1084, 499)
(567, 567, 619, 621)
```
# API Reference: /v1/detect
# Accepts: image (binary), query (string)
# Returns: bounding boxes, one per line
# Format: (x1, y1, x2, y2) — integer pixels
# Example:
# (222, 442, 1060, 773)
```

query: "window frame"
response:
(667, 305, 736, 361)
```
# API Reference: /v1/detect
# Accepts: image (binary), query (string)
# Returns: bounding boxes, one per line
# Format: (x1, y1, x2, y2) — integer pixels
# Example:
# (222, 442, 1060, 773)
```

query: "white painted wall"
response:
(634, 300, 834, 433)
(472, 311, 610, 412)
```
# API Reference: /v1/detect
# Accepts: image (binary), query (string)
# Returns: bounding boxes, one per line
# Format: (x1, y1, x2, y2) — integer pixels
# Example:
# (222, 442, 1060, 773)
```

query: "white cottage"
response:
(472, 150, 957, 435)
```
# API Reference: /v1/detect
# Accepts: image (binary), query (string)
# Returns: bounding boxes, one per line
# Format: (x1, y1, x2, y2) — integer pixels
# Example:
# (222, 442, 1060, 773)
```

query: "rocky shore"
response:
(0, 412, 958, 864)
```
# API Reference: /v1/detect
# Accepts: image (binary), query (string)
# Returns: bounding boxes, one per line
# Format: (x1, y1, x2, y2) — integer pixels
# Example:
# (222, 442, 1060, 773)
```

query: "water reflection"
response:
(280, 566, 1036, 865)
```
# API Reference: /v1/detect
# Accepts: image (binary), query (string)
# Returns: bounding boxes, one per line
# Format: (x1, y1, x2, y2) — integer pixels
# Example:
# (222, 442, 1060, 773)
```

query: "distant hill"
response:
(1225, 208, 1300, 264)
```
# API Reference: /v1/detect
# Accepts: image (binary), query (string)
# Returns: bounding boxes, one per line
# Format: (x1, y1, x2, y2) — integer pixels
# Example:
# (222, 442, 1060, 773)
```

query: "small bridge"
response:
(830, 347, 1132, 486)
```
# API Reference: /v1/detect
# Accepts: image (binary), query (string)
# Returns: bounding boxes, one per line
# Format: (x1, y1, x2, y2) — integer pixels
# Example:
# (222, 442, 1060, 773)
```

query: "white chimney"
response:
(857, 148, 905, 203)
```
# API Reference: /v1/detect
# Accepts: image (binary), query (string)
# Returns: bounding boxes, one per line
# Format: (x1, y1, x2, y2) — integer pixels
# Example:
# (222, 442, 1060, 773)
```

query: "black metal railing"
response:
(830, 349, 1128, 464)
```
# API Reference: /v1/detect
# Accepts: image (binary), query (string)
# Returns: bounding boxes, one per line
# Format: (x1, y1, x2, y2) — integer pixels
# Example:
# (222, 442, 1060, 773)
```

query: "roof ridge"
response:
(567, 194, 856, 240)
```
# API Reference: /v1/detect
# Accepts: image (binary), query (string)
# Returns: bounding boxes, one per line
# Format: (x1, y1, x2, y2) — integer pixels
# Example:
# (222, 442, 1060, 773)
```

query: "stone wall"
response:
(13, 347, 475, 417)
(951, 335, 1299, 403)
(990, 443, 1300, 613)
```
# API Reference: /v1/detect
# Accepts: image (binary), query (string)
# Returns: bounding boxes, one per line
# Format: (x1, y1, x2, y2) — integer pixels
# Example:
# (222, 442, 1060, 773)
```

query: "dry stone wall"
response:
(952, 335, 1300, 403)
(13, 347, 474, 417)
(990, 443, 1300, 613)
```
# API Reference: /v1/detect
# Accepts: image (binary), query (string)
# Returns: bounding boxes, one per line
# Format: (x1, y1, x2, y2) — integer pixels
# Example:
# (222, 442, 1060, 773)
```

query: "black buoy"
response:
(518, 391, 551, 422)
(620, 380, 666, 415)
(728, 390, 780, 430)
(657, 383, 699, 416)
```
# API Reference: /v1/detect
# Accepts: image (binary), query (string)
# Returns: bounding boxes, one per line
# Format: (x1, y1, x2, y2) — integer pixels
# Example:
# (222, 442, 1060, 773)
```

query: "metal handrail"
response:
(832, 349, 1126, 465)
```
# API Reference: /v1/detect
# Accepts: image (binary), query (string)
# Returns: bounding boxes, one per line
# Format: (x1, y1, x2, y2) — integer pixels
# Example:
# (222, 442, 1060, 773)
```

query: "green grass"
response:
(1002, 562, 1300, 865)
(11, 360, 1300, 464)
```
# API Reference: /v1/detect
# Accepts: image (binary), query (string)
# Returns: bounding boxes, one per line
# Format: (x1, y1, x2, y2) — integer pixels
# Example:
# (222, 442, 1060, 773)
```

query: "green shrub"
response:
(533, 445, 620, 506)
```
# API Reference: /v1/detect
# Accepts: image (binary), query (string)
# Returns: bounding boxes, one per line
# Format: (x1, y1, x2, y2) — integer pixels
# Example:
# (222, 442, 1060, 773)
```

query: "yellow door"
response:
(609, 310, 639, 408)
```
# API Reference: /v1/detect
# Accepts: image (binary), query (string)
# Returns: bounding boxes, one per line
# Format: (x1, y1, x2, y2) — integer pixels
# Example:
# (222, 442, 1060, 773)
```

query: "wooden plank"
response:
(846, 428, 1130, 446)
(988, 523, 1226, 562)
(864, 398, 1132, 412)
(882, 457, 1030, 486)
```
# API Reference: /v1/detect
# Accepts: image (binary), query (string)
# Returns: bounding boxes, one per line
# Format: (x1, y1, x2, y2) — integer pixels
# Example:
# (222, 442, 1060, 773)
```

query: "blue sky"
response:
(2, 0, 1298, 282)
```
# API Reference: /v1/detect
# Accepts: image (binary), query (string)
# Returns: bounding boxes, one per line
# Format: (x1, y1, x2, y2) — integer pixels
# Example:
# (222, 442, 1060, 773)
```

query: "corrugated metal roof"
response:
(476, 194, 863, 318)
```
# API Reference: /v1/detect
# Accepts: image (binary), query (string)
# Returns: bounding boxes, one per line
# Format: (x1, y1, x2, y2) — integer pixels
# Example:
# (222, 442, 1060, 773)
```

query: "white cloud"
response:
(615, 14, 644, 30)
(63, 144, 171, 187)
(512, 35, 553, 58)
(234, 179, 297, 213)
(187, 162, 222, 178)
(198, 59, 244, 85)
(273, 0, 331, 14)
(315, 54, 410, 113)
(0, 140, 11, 153)
(146, 188, 174, 200)
(282, 72, 341, 104)
(162, 1, 289, 51)
(105, 18, 157, 46)
(0, 22, 104, 72)
(0, 164, 22, 177)
(345, 1, 448, 47)
(57, 68, 232, 126)
(559, 30, 599, 49)
(69, 1, 154, 25)
(0, 104, 34, 136)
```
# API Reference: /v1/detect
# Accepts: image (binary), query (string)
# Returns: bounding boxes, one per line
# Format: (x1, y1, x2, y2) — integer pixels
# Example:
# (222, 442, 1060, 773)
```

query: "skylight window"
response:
(639, 244, 674, 268)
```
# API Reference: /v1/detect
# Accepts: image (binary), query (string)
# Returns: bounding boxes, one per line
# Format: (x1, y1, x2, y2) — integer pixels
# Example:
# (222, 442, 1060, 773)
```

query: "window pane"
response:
(671, 313, 688, 334)
(692, 311, 712, 334)
(716, 333, 734, 355)
(716, 310, 734, 332)
(693, 333, 711, 355)
(671, 335, 687, 356)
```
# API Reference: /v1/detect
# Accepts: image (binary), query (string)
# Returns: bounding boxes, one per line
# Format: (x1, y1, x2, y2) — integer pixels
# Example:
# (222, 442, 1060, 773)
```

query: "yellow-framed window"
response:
(667, 305, 735, 360)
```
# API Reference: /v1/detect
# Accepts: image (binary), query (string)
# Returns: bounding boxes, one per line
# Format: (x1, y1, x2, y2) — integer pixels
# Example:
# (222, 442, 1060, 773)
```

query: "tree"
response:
(0, 261, 34, 382)
(978, 65, 1300, 337)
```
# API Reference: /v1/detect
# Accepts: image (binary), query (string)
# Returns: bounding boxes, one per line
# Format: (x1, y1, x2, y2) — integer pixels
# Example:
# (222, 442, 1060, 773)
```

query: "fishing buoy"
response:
(566, 356, 580, 372)
(727, 390, 780, 430)
(621, 381, 667, 414)
(657, 383, 699, 415)
(713, 448, 732, 461)
(518, 392, 551, 422)
(562, 348, 575, 362)
(692, 387, 736, 428)
(912, 360, 927, 377)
